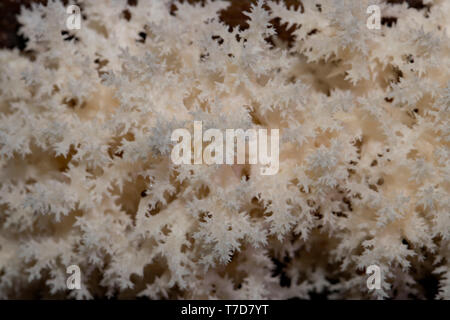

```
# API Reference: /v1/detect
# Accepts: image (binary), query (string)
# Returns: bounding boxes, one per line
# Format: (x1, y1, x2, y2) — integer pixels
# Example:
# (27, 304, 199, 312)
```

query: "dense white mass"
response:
(0, 0, 448, 299)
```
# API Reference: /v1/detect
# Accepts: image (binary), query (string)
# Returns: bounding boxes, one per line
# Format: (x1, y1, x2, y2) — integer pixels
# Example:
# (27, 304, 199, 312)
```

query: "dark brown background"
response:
(0, 0, 428, 51)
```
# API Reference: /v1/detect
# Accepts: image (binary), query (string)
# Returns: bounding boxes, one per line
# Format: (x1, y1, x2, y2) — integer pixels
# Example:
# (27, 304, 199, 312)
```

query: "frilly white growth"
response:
(0, 0, 449, 299)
